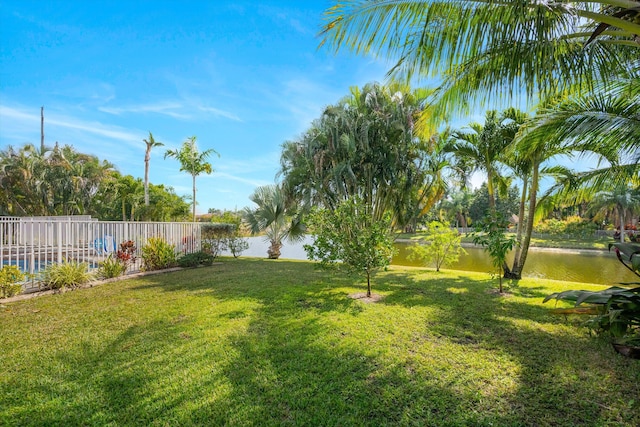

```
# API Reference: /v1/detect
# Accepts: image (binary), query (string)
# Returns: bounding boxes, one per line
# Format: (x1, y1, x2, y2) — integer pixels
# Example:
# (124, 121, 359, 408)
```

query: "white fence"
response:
(1, 216, 202, 292)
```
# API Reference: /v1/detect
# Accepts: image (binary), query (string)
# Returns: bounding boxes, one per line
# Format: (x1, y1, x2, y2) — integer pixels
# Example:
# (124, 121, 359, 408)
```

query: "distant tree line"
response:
(0, 142, 190, 221)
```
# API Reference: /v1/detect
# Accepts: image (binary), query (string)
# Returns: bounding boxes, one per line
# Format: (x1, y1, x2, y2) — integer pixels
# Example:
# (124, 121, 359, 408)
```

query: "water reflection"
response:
(233, 237, 638, 285)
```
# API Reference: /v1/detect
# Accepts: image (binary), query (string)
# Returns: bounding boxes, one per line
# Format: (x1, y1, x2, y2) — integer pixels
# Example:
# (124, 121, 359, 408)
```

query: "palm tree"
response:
(115, 174, 144, 221)
(320, 1, 639, 129)
(280, 82, 443, 230)
(443, 189, 473, 228)
(448, 110, 517, 210)
(514, 67, 639, 251)
(0, 143, 118, 217)
(518, 69, 640, 189)
(0, 144, 41, 215)
(164, 136, 218, 222)
(242, 185, 305, 259)
(590, 184, 640, 242)
(143, 132, 164, 207)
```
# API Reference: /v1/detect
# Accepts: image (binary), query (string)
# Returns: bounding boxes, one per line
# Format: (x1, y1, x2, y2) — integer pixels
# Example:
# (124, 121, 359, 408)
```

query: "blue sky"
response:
(1, 1, 591, 215)
(0, 0, 399, 213)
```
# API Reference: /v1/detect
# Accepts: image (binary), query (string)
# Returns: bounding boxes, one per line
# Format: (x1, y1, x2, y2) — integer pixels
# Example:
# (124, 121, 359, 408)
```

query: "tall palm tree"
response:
(514, 67, 639, 253)
(518, 68, 640, 189)
(143, 132, 164, 207)
(448, 110, 516, 210)
(242, 185, 305, 259)
(165, 136, 218, 222)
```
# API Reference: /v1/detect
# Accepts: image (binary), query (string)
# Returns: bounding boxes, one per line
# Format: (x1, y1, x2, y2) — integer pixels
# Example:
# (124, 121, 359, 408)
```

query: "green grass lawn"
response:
(1, 259, 638, 426)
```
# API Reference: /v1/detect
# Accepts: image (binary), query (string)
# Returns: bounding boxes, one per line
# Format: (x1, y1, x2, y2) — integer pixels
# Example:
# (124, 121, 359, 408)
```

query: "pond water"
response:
(234, 236, 639, 286)
(394, 243, 639, 285)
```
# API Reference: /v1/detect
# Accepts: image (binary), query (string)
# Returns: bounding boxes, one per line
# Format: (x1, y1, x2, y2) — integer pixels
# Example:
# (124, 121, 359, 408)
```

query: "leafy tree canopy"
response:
(280, 82, 446, 229)
(304, 196, 396, 297)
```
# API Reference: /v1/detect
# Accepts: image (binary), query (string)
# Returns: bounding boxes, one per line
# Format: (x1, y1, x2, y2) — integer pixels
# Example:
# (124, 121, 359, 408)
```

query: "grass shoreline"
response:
(2, 258, 638, 426)
(397, 232, 615, 251)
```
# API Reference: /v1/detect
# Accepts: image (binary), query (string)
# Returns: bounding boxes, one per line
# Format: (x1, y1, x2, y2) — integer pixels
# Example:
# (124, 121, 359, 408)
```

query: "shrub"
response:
(534, 217, 598, 238)
(564, 216, 598, 238)
(201, 223, 235, 258)
(533, 218, 565, 235)
(471, 211, 516, 293)
(141, 237, 177, 271)
(41, 260, 92, 290)
(0, 265, 25, 298)
(97, 254, 127, 279)
(225, 235, 249, 258)
(177, 251, 214, 267)
(97, 240, 137, 279)
(408, 221, 466, 272)
(116, 240, 137, 269)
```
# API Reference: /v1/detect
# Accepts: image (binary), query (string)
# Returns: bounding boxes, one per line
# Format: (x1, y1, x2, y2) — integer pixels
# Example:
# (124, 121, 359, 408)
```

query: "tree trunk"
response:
(192, 174, 197, 222)
(487, 167, 496, 210)
(506, 174, 529, 279)
(267, 240, 282, 259)
(366, 270, 371, 297)
(619, 208, 626, 243)
(144, 149, 150, 206)
(514, 160, 540, 279)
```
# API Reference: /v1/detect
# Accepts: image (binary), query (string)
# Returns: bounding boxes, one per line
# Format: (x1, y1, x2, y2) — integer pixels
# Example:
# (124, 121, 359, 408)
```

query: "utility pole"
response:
(40, 106, 45, 153)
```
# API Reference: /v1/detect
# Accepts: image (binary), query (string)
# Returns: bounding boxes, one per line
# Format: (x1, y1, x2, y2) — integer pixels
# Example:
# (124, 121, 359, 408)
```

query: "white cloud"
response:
(206, 171, 272, 187)
(197, 106, 242, 122)
(99, 102, 191, 119)
(0, 105, 143, 148)
(98, 95, 242, 122)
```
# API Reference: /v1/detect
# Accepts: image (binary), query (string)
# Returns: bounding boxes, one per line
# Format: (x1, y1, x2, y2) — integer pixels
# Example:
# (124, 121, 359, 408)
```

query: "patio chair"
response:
(93, 235, 116, 255)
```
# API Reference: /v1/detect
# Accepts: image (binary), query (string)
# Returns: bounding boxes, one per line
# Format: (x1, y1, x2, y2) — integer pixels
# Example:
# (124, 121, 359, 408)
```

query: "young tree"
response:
(471, 211, 516, 293)
(165, 136, 218, 222)
(408, 221, 465, 272)
(143, 132, 164, 207)
(304, 197, 396, 298)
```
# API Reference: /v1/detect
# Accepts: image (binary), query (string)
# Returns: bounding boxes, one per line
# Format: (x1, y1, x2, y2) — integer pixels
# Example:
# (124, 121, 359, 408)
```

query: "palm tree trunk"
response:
(487, 168, 496, 210)
(515, 160, 540, 278)
(619, 207, 626, 243)
(192, 174, 197, 222)
(508, 174, 529, 278)
(144, 150, 150, 206)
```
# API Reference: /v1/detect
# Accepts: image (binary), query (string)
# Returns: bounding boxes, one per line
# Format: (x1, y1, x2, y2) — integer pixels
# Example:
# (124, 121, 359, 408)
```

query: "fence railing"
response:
(1, 216, 202, 293)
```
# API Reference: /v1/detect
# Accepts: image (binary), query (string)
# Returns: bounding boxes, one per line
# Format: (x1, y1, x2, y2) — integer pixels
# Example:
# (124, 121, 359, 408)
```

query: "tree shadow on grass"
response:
(371, 269, 640, 426)
(6, 260, 638, 426)
(204, 314, 467, 426)
(5, 319, 213, 426)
